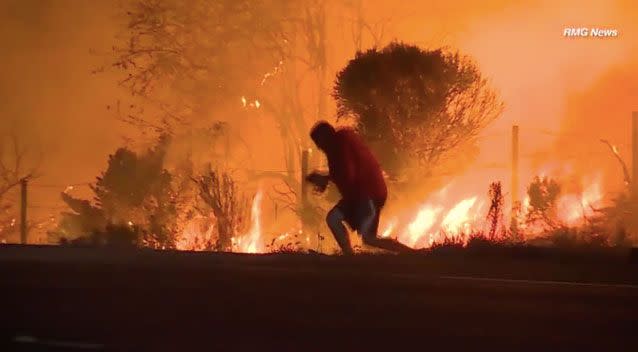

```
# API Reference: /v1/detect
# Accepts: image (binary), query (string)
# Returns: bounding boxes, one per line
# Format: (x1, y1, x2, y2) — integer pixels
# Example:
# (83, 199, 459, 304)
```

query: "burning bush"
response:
(525, 176, 561, 230)
(594, 191, 637, 246)
(333, 42, 503, 181)
(486, 181, 506, 240)
(52, 135, 183, 248)
(61, 223, 141, 248)
(192, 169, 249, 251)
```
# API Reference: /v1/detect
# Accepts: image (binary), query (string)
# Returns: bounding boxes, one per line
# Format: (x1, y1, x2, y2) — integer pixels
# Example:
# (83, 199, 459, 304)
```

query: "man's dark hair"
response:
(310, 120, 336, 144)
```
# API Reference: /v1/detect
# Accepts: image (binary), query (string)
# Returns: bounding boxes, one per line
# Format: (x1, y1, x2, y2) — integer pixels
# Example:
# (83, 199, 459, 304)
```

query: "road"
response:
(0, 245, 636, 351)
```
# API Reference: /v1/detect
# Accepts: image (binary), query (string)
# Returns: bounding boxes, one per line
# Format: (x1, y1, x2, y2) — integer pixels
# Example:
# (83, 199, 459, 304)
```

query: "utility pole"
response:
(511, 125, 520, 239)
(20, 177, 28, 244)
(632, 112, 638, 198)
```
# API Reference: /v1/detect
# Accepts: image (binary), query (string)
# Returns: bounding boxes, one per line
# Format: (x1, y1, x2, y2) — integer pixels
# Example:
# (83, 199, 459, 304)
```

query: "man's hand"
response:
(305, 171, 329, 193)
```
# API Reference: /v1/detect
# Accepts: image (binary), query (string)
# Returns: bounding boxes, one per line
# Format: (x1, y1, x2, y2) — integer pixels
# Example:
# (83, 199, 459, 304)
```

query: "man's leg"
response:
(357, 200, 414, 253)
(326, 202, 354, 255)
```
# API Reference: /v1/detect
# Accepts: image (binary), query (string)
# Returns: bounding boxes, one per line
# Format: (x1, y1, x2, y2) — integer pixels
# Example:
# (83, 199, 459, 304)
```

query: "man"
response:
(306, 121, 414, 255)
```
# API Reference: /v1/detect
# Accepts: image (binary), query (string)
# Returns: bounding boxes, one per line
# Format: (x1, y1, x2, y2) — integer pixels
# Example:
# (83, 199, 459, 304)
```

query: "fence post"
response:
(300, 148, 310, 247)
(632, 112, 638, 197)
(301, 149, 309, 210)
(511, 125, 520, 239)
(20, 177, 28, 244)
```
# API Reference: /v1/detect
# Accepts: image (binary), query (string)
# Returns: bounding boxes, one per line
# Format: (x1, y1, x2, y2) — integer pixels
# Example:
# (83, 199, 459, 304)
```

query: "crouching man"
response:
(306, 121, 414, 255)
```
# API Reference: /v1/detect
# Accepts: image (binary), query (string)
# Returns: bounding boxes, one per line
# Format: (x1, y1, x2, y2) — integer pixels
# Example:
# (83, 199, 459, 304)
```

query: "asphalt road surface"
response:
(1, 245, 636, 351)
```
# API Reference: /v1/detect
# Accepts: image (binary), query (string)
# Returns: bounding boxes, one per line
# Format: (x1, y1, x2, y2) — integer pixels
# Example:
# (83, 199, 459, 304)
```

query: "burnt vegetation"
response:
(333, 42, 504, 181)
(51, 134, 254, 251)
(486, 181, 506, 240)
(52, 136, 180, 248)
(39, 1, 635, 253)
(525, 176, 562, 230)
(0, 132, 39, 242)
(193, 169, 249, 251)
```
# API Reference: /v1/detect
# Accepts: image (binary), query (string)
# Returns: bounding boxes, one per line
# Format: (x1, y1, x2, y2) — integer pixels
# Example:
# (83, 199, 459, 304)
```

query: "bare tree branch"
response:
(601, 139, 631, 186)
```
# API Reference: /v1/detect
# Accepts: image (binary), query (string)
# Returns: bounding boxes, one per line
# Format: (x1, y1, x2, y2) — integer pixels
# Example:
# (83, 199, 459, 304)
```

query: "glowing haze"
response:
(0, 0, 636, 248)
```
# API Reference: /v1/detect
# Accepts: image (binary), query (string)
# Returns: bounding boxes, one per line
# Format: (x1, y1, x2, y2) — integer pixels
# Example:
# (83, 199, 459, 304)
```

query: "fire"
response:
(235, 190, 264, 253)
(399, 205, 443, 247)
(260, 60, 283, 86)
(396, 196, 482, 249)
(276, 232, 290, 242)
(380, 218, 397, 238)
(171, 172, 605, 254)
(240, 96, 261, 109)
(175, 214, 216, 251)
(174, 189, 267, 253)
(556, 177, 603, 226)
(380, 171, 606, 250)
(582, 181, 603, 209)
(441, 197, 478, 234)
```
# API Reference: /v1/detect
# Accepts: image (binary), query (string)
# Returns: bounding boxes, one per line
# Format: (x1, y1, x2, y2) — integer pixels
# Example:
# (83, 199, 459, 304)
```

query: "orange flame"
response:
(380, 173, 605, 249)
(441, 197, 478, 234)
(380, 217, 397, 238)
(556, 177, 603, 226)
(234, 190, 264, 253)
(399, 205, 443, 247)
(175, 214, 216, 251)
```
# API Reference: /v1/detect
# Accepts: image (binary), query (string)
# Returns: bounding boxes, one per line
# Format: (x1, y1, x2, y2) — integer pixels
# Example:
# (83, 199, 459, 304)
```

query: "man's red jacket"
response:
(327, 128, 387, 203)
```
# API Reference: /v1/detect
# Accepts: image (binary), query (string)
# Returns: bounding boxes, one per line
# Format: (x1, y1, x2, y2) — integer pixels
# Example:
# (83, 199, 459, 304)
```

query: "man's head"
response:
(310, 120, 336, 152)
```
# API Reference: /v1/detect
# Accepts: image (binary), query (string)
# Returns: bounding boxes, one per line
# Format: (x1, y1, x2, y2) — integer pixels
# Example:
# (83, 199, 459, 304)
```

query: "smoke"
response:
(1, 0, 636, 242)
(436, 0, 637, 198)
(0, 0, 131, 241)
(555, 53, 638, 193)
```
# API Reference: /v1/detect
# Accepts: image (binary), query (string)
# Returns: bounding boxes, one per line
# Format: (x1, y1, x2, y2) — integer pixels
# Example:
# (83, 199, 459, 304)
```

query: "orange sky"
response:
(461, 0, 637, 197)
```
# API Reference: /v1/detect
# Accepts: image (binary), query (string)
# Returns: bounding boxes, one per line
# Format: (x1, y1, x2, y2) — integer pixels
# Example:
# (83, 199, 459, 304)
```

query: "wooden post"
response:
(301, 149, 310, 210)
(511, 125, 520, 238)
(632, 112, 638, 197)
(300, 149, 310, 248)
(20, 177, 28, 244)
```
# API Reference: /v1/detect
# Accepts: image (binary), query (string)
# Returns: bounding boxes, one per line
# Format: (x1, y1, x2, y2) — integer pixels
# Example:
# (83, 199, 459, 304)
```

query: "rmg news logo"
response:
(563, 27, 619, 38)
